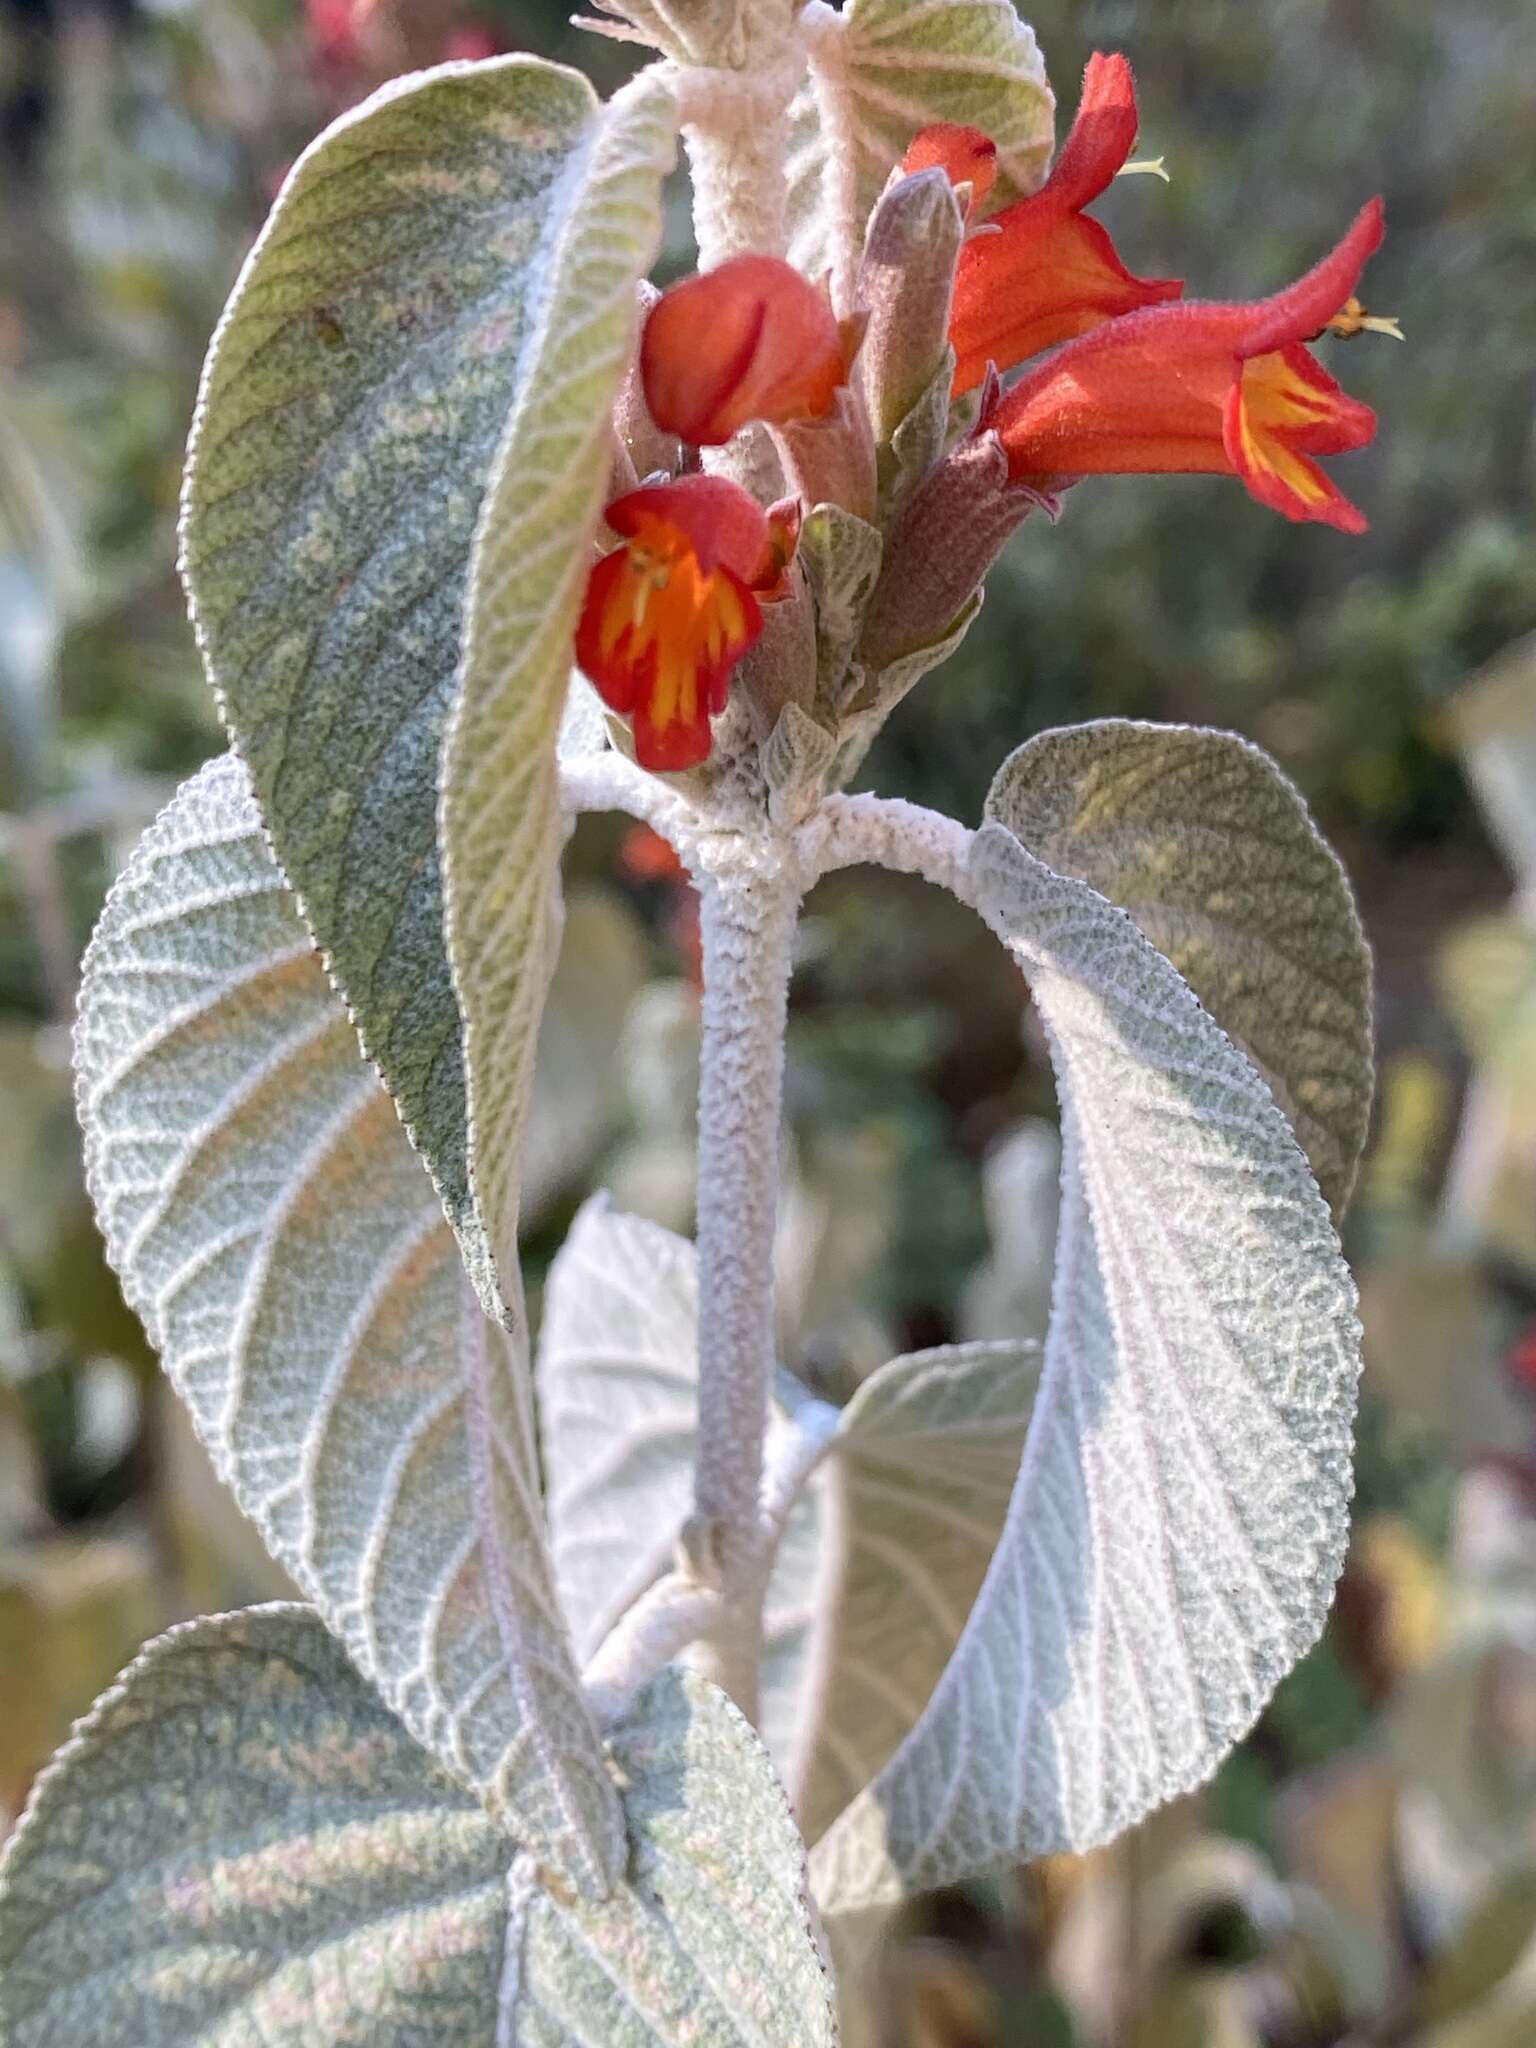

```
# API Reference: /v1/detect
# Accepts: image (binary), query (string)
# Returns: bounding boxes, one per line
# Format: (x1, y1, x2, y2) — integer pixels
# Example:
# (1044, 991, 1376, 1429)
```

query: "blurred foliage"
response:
(2, 3, 1535, 2044)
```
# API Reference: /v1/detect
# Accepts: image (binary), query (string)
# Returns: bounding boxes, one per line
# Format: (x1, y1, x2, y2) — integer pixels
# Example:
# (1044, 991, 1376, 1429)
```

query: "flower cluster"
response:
(577, 52, 1393, 774)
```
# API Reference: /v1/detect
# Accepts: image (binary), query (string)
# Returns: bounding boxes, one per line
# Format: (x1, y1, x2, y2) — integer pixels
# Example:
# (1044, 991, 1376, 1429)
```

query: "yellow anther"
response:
(1118, 155, 1169, 183)
(1328, 296, 1403, 341)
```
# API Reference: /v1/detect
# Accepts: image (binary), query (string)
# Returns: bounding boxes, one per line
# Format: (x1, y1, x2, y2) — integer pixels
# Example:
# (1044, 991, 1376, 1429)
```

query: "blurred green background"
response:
(3, 2, 1536, 2042)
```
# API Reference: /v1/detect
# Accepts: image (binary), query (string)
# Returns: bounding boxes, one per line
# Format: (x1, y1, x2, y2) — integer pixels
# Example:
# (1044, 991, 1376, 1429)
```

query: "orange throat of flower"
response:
(1225, 343, 1376, 532)
(579, 513, 762, 772)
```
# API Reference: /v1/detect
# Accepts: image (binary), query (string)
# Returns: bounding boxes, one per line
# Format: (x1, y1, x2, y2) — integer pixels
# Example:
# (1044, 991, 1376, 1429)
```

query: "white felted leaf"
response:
(538, 1201, 1035, 1849)
(439, 69, 676, 1315)
(811, 801, 1362, 1913)
(771, 1342, 1039, 1846)
(74, 757, 622, 1892)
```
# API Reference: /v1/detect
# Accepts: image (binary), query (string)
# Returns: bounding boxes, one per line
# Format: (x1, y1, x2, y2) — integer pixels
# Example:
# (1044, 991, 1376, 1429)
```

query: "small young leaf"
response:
(181, 57, 674, 1318)
(771, 1341, 1040, 1845)
(0, 1606, 837, 2047)
(74, 758, 622, 1892)
(440, 68, 676, 1313)
(812, 806, 1362, 1913)
(987, 720, 1373, 1214)
(788, 0, 1054, 287)
(798, 504, 884, 719)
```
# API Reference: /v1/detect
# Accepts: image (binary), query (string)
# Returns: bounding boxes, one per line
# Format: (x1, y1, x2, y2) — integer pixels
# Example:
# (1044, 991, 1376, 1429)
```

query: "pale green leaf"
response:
(180, 56, 635, 1314)
(765, 703, 842, 826)
(537, 1202, 1035, 1850)
(440, 70, 676, 1311)
(830, 587, 982, 790)
(789, 0, 1054, 286)
(812, 800, 1361, 1913)
(0, 1605, 837, 2047)
(74, 758, 622, 1890)
(988, 721, 1373, 1214)
(537, 1195, 701, 1665)
(772, 1341, 1039, 1846)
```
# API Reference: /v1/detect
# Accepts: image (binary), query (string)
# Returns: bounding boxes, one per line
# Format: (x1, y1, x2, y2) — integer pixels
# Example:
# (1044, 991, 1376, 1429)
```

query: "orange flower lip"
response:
(991, 197, 1387, 531)
(575, 476, 790, 773)
(640, 255, 852, 446)
(915, 52, 1183, 396)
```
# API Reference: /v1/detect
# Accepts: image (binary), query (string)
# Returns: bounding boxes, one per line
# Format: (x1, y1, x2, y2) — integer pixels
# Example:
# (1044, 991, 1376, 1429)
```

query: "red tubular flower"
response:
(640, 255, 853, 446)
(576, 476, 785, 772)
(991, 197, 1385, 531)
(934, 53, 1182, 397)
(900, 123, 998, 223)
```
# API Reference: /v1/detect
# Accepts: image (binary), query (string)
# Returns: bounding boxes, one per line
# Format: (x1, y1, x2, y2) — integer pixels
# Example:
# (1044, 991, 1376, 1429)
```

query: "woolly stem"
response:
(688, 855, 800, 1719)
(796, 791, 977, 901)
(670, 45, 802, 270)
(582, 1570, 722, 1728)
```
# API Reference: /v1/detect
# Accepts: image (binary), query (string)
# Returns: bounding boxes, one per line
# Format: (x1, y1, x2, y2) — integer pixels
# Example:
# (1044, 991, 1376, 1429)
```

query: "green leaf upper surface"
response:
(440, 69, 676, 1315)
(74, 757, 622, 1892)
(812, 800, 1362, 1914)
(0, 1606, 837, 2047)
(988, 721, 1373, 1215)
(179, 56, 650, 1317)
(788, 0, 1054, 286)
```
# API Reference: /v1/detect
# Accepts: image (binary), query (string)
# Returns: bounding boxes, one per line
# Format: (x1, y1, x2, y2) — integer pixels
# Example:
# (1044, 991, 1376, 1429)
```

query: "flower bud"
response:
(859, 431, 1053, 671)
(641, 255, 852, 446)
(854, 165, 966, 446)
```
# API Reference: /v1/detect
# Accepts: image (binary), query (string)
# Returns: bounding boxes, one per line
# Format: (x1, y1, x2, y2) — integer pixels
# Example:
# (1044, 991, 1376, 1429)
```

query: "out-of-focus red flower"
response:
(1511, 1322, 1536, 1396)
(575, 475, 793, 771)
(620, 824, 688, 884)
(444, 25, 501, 60)
(620, 828, 701, 981)
(306, 0, 369, 66)
(640, 255, 855, 446)
(992, 196, 1386, 531)
(920, 54, 1182, 396)
(900, 122, 998, 223)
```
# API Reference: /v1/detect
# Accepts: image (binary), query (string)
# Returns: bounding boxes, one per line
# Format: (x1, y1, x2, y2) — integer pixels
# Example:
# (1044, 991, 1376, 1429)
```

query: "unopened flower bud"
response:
(859, 431, 1053, 671)
(641, 255, 853, 446)
(855, 165, 965, 446)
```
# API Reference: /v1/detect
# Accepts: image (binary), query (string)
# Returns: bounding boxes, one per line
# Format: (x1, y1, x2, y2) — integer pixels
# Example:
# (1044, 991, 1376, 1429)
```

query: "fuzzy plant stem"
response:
(669, 38, 803, 272)
(687, 854, 800, 1719)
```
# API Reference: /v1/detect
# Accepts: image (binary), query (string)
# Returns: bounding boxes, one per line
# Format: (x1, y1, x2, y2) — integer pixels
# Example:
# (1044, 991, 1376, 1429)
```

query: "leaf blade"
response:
(441, 69, 677, 1303)
(0, 1605, 836, 2048)
(812, 809, 1362, 1912)
(74, 757, 622, 1889)
(778, 1341, 1039, 1846)
(179, 56, 637, 1314)
(987, 719, 1373, 1214)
